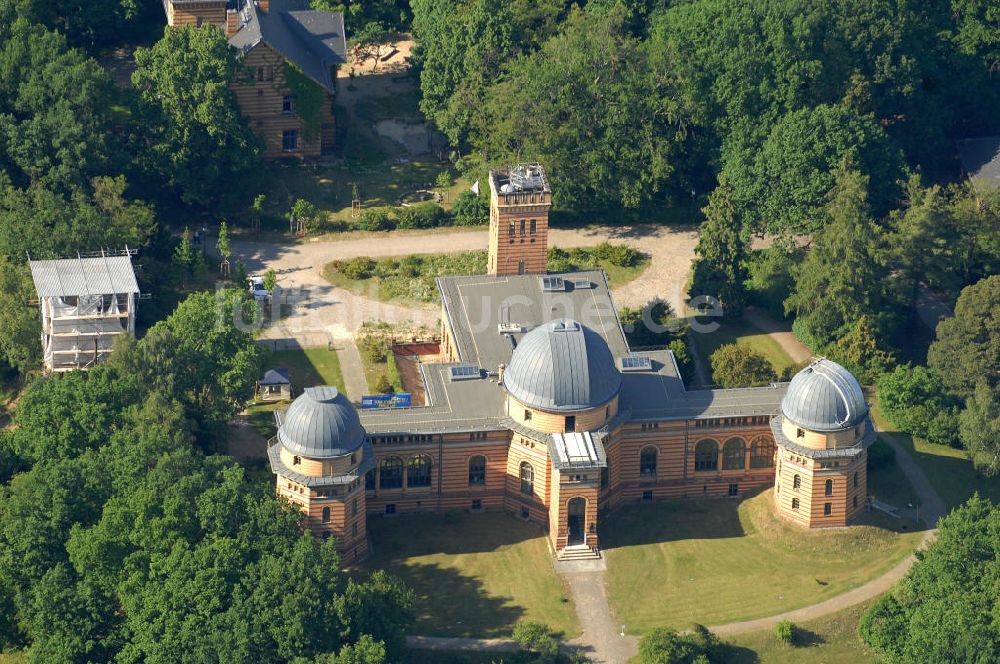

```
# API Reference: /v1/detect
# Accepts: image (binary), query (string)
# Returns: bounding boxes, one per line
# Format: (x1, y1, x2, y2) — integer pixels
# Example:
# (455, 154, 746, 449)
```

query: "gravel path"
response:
(229, 223, 699, 343)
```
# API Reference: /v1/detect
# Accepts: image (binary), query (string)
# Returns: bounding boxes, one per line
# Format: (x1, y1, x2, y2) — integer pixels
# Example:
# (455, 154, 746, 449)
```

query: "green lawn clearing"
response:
(262, 347, 345, 393)
(324, 246, 651, 306)
(871, 402, 1000, 509)
(603, 489, 924, 634)
(722, 600, 877, 663)
(689, 315, 798, 383)
(362, 512, 579, 639)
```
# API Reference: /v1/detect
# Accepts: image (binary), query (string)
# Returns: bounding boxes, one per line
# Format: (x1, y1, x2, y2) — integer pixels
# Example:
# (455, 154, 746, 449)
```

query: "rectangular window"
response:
(521, 508, 530, 519)
(642, 490, 653, 502)
(825, 479, 833, 496)
(791, 497, 800, 510)
(257, 66, 264, 82)
(352, 523, 358, 536)
(529, 219, 536, 234)
(385, 504, 396, 515)
(565, 416, 576, 433)
(824, 502, 832, 516)
(267, 66, 274, 81)
(796, 428, 805, 439)
(508, 221, 515, 236)
(524, 409, 532, 421)
(471, 499, 482, 511)
(282, 130, 298, 151)
(282, 95, 293, 113)
(352, 498, 358, 516)
(728, 483, 739, 496)
(520, 219, 526, 235)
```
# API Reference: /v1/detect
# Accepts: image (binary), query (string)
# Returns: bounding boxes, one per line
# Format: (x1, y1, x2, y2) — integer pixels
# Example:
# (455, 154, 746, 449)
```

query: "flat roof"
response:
(619, 349, 788, 421)
(436, 269, 628, 372)
(29, 255, 139, 298)
(358, 363, 505, 434)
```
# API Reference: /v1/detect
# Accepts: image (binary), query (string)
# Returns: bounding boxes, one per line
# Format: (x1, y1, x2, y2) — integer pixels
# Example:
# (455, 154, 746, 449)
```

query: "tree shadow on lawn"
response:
(367, 511, 540, 557)
(387, 561, 527, 638)
(599, 495, 750, 550)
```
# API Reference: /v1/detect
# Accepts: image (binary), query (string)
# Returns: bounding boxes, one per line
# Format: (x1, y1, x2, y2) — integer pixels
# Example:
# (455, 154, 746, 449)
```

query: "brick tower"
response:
(487, 164, 552, 275)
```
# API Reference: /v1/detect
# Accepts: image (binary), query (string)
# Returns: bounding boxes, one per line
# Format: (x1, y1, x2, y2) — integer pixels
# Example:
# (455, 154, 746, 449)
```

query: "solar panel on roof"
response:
(540, 276, 565, 292)
(449, 365, 482, 381)
(620, 355, 652, 372)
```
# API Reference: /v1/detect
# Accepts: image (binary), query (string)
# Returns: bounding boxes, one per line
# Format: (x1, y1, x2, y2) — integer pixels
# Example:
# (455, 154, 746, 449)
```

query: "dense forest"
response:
(0, 0, 997, 660)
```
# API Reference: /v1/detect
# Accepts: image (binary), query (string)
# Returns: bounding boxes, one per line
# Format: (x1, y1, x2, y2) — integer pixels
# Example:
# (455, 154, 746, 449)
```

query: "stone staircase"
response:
(557, 544, 602, 561)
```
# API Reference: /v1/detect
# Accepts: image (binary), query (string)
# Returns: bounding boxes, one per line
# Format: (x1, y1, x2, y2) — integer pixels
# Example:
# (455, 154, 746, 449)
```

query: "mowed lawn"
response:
(723, 600, 878, 663)
(264, 347, 345, 393)
(603, 490, 923, 633)
(361, 512, 579, 639)
(688, 315, 798, 383)
(871, 402, 1000, 509)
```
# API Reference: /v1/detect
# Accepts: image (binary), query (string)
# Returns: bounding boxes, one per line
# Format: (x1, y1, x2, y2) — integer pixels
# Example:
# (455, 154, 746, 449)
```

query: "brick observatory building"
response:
(162, 0, 347, 158)
(268, 164, 876, 562)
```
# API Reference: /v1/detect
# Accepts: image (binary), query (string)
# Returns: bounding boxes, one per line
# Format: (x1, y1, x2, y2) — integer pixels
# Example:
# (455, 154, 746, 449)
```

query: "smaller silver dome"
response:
(781, 359, 868, 432)
(278, 386, 366, 458)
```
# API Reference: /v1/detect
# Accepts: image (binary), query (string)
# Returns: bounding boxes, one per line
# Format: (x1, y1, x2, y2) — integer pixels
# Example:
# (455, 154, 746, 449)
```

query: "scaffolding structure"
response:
(28, 250, 140, 372)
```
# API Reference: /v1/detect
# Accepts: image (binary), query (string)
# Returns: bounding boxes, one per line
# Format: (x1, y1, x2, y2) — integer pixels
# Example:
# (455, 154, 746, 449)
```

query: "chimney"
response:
(226, 8, 238, 36)
(258, 0, 268, 12)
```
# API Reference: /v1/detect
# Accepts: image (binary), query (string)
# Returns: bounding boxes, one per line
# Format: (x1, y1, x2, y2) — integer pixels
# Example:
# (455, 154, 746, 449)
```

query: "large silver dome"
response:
(781, 359, 868, 432)
(503, 319, 621, 412)
(278, 386, 366, 458)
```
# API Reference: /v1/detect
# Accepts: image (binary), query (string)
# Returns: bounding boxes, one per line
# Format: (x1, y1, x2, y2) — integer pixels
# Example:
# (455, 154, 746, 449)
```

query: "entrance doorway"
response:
(567, 497, 586, 545)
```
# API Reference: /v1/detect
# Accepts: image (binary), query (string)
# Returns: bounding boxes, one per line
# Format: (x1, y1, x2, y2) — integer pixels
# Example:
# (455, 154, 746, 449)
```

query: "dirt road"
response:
(230, 223, 699, 343)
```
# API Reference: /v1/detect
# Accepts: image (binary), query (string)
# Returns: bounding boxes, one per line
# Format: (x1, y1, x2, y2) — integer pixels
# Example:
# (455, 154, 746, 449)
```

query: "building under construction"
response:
(28, 252, 139, 372)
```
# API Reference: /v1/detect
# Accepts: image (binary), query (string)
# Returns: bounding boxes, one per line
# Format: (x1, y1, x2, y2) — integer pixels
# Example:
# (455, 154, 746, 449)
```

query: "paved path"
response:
(742, 306, 813, 363)
(563, 571, 638, 664)
(334, 341, 368, 401)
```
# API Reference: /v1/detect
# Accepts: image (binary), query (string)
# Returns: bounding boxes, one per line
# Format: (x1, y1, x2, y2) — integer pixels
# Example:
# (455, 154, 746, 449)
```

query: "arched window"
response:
(469, 455, 486, 486)
(792, 497, 800, 510)
(825, 479, 833, 496)
(723, 438, 746, 470)
(793, 474, 801, 489)
(520, 462, 534, 495)
(321, 506, 330, 523)
(379, 456, 403, 489)
(694, 439, 718, 471)
(749, 437, 775, 469)
(408, 455, 432, 488)
(640, 446, 658, 476)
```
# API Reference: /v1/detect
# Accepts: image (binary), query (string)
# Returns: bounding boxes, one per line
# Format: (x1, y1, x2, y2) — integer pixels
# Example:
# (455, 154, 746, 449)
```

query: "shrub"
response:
(451, 190, 488, 226)
(638, 624, 722, 663)
(357, 334, 389, 364)
(780, 360, 810, 382)
(357, 207, 395, 232)
(867, 439, 896, 471)
(338, 257, 376, 280)
(593, 241, 643, 267)
(512, 620, 558, 663)
(710, 343, 778, 388)
(396, 202, 447, 229)
(374, 374, 393, 394)
(667, 339, 694, 385)
(774, 620, 795, 644)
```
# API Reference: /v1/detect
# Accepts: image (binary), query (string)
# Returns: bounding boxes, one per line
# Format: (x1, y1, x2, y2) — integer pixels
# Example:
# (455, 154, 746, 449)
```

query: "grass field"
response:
(603, 487, 924, 633)
(871, 402, 1000, 509)
(723, 600, 876, 663)
(324, 247, 651, 306)
(245, 347, 346, 438)
(361, 512, 579, 639)
(262, 347, 346, 393)
(688, 316, 798, 384)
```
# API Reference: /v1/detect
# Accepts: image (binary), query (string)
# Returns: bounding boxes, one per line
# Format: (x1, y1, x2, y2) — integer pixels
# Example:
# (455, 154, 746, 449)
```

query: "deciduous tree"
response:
(927, 275, 1000, 397)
